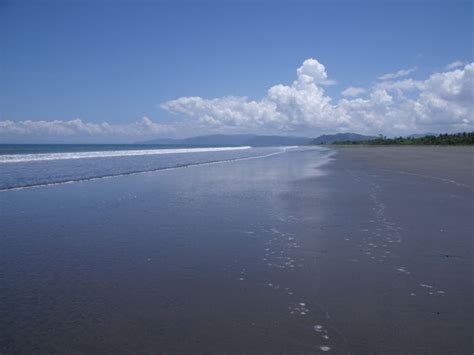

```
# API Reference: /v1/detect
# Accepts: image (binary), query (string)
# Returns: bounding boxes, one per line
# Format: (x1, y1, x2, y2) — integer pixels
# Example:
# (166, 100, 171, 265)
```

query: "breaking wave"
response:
(0, 146, 252, 164)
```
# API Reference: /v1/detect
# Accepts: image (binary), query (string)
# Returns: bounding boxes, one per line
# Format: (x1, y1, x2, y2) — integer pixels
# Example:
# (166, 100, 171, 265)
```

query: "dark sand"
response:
(1, 146, 472, 353)
(300, 146, 473, 353)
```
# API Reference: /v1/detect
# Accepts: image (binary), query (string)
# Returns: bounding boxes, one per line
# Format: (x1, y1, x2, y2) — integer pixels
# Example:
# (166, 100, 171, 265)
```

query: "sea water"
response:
(0, 144, 303, 190)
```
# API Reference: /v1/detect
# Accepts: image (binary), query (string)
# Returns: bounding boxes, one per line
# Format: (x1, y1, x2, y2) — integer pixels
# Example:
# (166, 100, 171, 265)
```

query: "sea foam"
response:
(0, 146, 252, 163)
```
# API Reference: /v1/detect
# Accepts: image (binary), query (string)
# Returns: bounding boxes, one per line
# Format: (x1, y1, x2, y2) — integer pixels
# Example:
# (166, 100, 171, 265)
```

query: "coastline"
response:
(0, 146, 472, 353)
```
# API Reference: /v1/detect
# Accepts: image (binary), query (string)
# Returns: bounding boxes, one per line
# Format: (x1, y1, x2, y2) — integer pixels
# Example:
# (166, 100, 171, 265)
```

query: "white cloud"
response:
(416, 63, 473, 127)
(162, 58, 345, 132)
(378, 67, 417, 81)
(341, 86, 366, 97)
(162, 59, 474, 135)
(375, 78, 424, 92)
(0, 117, 173, 138)
(296, 58, 337, 86)
(3, 59, 473, 140)
(445, 60, 465, 70)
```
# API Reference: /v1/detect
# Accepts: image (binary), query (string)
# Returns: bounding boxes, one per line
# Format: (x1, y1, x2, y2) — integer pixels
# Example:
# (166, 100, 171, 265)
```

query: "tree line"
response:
(331, 132, 474, 145)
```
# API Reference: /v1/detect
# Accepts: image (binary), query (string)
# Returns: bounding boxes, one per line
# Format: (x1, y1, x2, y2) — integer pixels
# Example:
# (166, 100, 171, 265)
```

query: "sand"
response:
(0, 146, 472, 353)
(296, 146, 473, 353)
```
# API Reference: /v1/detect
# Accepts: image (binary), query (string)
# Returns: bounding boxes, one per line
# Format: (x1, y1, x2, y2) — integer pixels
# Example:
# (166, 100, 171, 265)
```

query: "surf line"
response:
(0, 147, 302, 192)
(0, 146, 253, 164)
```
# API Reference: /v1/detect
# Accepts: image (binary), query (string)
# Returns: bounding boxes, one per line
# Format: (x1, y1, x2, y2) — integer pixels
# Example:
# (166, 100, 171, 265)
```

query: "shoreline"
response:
(0, 146, 472, 353)
(317, 144, 474, 148)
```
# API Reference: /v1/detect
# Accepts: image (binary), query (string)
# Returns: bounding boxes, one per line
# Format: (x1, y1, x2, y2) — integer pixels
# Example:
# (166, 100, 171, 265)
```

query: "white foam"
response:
(320, 346, 331, 351)
(396, 267, 410, 275)
(420, 283, 433, 289)
(0, 146, 252, 163)
(313, 325, 323, 332)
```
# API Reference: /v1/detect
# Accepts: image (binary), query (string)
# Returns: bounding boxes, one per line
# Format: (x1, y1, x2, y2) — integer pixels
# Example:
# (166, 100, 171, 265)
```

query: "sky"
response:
(0, 0, 472, 143)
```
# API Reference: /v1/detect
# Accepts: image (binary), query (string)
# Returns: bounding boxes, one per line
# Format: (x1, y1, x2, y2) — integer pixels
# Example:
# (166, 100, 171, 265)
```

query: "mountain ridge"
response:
(137, 134, 312, 146)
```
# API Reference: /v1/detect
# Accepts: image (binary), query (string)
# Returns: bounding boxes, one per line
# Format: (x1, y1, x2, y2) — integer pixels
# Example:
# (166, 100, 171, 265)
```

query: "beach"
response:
(1, 146, 472, 353)
(299, 146, 473, 353)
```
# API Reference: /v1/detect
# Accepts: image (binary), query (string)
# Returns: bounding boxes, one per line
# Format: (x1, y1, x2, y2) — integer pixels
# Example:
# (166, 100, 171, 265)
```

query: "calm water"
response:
(0, 146, 337, 353)
(0, 144, 301, 190)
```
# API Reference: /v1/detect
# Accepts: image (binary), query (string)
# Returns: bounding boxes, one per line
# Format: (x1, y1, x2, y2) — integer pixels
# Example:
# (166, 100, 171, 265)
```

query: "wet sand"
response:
(297, 146, 473, 353)
(1, 146, 472, 353)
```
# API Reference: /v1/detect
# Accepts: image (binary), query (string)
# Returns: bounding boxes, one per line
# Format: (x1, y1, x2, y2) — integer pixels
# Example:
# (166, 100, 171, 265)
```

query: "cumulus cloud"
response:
(162, 58, 474, 135)
(416, 63, 473, 127)
(296, 58, 337, 85)
(445, 60, 465, 70)
(378, 67, 417, 81)
(162, 58, 345, 132)
(341, 87, 366, 97)
(3, 58, 473, 140)
(0, 117, 173, 138)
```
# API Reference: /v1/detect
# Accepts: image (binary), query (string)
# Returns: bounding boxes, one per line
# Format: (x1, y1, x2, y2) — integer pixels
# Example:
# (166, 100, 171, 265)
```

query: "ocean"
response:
(0, 144, 314, 191)
(1, 145, 339, 353)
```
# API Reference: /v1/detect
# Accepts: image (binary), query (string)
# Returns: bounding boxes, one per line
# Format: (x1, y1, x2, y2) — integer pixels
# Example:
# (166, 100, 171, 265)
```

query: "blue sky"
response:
(1, 0, 472, 142)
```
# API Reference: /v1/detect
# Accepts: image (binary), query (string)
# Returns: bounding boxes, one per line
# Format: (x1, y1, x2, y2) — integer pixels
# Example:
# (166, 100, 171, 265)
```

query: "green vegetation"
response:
(330, 132, 474, 146)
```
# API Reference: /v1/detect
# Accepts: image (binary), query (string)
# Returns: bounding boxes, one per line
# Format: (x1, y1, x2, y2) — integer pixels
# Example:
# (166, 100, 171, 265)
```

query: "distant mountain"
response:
(183, 134, 257, 146)
(137, 134, 312, 146)
(138, 138, 185, 145)
(137, 134, 255, 146)
(246, 135, 312, 146)
(311, 133, 378, 144)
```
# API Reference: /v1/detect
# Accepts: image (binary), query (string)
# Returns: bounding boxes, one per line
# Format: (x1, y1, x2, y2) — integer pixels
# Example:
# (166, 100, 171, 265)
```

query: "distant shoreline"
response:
(324, 144, 474, 148)
(318, 132, 474, 146)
